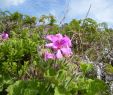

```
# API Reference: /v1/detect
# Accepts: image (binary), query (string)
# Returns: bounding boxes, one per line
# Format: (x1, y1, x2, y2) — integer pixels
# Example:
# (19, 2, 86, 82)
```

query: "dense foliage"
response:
(0, 10, 113, 95)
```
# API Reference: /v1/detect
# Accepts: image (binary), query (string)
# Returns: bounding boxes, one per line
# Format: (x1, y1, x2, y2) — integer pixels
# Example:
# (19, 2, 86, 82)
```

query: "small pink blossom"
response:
(1, 32, 9, 39)
(44, 52, 55, 60)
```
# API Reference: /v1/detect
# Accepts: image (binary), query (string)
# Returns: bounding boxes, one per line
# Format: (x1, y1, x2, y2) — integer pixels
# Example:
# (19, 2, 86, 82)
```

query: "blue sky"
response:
(0, 0, 113, 27)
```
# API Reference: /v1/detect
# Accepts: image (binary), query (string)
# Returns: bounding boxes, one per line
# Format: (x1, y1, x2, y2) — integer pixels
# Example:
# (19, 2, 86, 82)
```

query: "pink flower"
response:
(45, 33, 72, 59)
(44, 52, 55, 60)
(1, 32, 9, 39)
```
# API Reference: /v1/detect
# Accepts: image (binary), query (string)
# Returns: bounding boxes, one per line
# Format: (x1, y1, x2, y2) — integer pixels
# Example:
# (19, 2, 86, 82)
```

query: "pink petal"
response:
(56, 50, 63, 59)
(46, 35, 58, 42)
(45, 43, 58, 50)
(55, 33, 63, 40)
(61, 47, 72, 57)
(45, 43, 53, 48)
(63, 36, 72, 47)
(46, 35, 54, 41)
(44, 52, 55, 60)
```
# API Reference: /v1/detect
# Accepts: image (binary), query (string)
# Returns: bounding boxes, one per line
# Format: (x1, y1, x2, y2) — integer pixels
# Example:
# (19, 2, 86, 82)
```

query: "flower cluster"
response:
(0, 32, 9, 40)
(44, 33, 72, 60)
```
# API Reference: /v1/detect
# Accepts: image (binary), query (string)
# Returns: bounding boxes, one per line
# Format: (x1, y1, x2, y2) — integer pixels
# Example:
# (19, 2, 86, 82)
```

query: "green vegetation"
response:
(0, 10, 113, 95)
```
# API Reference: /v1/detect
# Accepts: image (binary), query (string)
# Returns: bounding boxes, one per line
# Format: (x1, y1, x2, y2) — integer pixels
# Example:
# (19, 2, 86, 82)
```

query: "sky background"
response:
(0, 0, 113, 27)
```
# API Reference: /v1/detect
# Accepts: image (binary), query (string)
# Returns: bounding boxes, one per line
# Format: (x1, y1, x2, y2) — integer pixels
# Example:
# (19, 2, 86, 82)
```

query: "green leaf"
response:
(54, 87, 64, 95)
(80, 63, 93, 74)
(7, 80, 40, 95)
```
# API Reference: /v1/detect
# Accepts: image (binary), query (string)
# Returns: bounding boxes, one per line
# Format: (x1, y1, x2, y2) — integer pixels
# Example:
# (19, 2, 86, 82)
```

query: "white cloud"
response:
(0, 0, 26, 7)
(68, 0, 113, 24)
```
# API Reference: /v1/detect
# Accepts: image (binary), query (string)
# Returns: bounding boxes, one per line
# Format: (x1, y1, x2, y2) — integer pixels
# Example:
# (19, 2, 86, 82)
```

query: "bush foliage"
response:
(0, 10, 113, 95)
